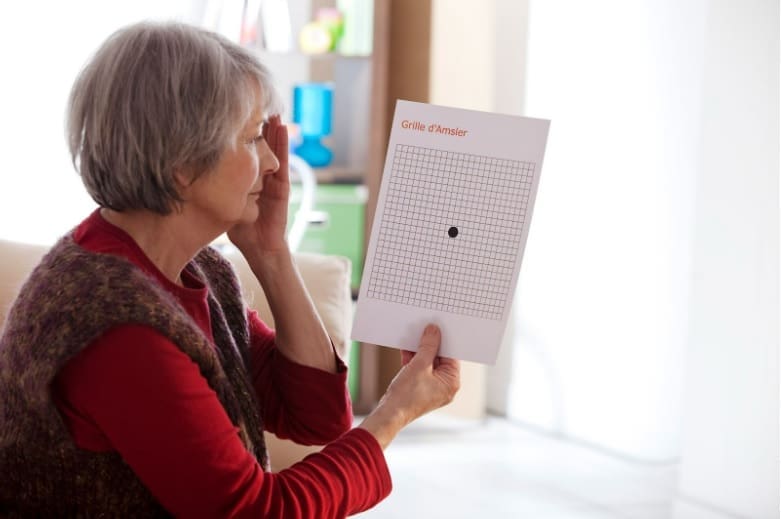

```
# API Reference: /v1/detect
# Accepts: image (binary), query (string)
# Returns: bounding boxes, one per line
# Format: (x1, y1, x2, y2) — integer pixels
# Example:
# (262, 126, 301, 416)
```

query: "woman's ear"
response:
(173, 168, 195, 199)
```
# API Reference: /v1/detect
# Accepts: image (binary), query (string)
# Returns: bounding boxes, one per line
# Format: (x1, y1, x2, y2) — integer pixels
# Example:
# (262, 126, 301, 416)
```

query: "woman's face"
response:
(183, 101, 279, 229)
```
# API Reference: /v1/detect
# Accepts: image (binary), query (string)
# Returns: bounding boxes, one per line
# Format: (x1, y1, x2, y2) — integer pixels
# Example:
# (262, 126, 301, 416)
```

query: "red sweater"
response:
(51, 210, 391, 518)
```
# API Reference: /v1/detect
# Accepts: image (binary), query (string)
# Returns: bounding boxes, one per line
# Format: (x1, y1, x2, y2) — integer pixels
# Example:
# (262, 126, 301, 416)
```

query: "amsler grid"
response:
(367, 144, 536, 320)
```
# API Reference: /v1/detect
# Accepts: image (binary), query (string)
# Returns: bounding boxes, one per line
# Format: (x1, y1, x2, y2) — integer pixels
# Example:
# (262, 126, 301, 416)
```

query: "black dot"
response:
(448, 226, 459, 238)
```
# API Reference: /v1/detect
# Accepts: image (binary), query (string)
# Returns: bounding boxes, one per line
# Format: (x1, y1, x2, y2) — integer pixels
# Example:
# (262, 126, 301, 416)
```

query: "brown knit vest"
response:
(0, 236, 269, 516)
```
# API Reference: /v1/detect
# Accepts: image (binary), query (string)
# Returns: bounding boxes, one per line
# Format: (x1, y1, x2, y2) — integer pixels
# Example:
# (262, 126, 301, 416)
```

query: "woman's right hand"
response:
(359, 324, 460, 449)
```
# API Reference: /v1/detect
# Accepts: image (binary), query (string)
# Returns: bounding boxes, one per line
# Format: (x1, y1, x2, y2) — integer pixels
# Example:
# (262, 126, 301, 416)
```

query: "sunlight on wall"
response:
(509, 0, 708, 461)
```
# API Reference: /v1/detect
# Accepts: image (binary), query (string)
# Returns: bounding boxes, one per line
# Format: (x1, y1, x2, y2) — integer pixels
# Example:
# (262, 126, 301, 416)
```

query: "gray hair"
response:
(67, 21, 282, 214)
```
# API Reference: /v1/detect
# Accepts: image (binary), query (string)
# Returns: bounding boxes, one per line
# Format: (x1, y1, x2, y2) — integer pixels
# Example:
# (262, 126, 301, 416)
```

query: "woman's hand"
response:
(228, 115, 290, 257)
(226, 116, 336, 373)
(359, 325, 461, 448)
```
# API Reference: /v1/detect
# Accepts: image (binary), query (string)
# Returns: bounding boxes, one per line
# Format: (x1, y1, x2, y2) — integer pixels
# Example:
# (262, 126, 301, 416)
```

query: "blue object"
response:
(292, 83, 334, 167)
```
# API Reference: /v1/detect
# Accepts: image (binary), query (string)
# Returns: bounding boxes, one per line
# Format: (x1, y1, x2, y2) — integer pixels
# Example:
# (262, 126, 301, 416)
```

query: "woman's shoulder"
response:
(6, 236, 184, 344)
(194, 245, 233, 272)
(191, 245, 243, 297)
(28, 234, 150, 297)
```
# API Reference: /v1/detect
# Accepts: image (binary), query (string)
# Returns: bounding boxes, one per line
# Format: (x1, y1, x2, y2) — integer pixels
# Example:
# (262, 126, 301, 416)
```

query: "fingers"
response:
(275, 121, 289, 174)
(262, 116, 271, 140)
(268, 116, 279, 150)
(263, 115, 279, 154)
(264, 115, 288, 180)
(436, 356, 459, 370)
(420, 324, 440, 345)
(434, 356, 460, 383)
(412, 324, 441, 366)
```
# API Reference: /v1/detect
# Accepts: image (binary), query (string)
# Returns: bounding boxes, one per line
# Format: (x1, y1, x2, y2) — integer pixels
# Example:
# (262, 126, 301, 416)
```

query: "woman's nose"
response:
(259, 140, 280, 175)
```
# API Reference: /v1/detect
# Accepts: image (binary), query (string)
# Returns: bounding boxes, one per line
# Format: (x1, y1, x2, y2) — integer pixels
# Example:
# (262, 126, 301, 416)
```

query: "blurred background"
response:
(0, 1, 777, 517)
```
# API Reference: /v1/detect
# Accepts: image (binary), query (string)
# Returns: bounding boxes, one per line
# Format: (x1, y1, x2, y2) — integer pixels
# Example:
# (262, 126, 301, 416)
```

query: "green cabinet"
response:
(288, 183, 367, 400)
(288, 183, 368, 293)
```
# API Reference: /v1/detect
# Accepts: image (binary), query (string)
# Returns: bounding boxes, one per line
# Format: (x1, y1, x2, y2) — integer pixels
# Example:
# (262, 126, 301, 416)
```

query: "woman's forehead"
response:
(238, 81, 267, 128)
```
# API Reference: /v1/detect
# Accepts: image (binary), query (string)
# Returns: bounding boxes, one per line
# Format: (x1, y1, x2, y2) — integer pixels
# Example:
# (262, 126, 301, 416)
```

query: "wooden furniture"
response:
(354, 0, 434, 413)
(356, 0, 488, 419)
(260, 0, 487, 418)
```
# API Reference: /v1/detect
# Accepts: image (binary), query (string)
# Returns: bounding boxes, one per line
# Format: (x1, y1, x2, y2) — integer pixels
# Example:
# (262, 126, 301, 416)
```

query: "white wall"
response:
(0, 1, 198, 245)
(507, 0, 779, 510)
(511, 0, 709, 461)
(673, 0, 779, 517)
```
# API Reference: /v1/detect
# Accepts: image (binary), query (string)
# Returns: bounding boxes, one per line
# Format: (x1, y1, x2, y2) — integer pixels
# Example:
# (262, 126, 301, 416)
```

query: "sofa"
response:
(0, 238, 353, 471)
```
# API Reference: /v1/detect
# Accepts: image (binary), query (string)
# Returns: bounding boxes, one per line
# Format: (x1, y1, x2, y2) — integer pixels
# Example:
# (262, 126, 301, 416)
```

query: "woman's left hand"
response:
(228, 115, 290, 256)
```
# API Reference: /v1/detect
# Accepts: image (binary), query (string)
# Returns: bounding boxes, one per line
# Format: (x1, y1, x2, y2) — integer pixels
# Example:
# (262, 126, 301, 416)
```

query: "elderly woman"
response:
(0, 22, 459, 517)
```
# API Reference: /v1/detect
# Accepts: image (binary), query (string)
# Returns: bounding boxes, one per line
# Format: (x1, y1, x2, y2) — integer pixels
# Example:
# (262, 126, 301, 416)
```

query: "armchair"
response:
(0, 238, 354, 471)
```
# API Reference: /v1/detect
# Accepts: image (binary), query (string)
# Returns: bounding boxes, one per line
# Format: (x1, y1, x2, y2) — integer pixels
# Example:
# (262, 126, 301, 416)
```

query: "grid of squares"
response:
(367, 144, 536, 320)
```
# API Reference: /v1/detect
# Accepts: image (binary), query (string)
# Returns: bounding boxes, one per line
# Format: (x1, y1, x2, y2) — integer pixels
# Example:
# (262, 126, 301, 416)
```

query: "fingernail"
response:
(425, 324, 437, 335)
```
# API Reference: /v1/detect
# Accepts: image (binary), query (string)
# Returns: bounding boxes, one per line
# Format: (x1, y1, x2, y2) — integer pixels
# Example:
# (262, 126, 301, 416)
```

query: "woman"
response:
(0, 21, 459, 517)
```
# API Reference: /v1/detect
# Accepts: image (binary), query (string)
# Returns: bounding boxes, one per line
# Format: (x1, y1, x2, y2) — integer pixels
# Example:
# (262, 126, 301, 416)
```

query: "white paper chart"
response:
(351, 101, 549, 364)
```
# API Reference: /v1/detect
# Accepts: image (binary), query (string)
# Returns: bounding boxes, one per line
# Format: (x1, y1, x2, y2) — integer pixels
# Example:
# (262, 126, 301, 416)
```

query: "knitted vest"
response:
(0, 236, 269, 517)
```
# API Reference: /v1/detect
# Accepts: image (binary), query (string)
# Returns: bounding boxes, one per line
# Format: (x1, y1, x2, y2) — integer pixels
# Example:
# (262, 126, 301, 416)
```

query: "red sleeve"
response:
(247, 311, 354, 444)
(53, 325, 391, 518)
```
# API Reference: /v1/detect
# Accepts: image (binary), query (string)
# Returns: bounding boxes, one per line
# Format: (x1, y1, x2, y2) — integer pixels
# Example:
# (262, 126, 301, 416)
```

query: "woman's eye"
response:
(246, 121, 267, 145)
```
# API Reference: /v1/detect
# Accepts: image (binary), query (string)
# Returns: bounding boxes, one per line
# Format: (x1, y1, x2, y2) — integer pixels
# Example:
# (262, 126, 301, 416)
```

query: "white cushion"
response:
(221, 250, 353, 358)
(0, 239, 353, 358)
(0, 239, 47, 327)
(220, 248, 354, 470)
